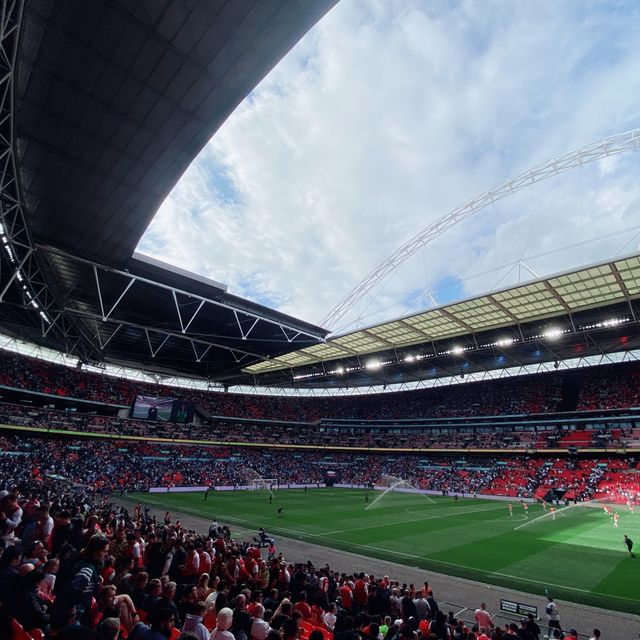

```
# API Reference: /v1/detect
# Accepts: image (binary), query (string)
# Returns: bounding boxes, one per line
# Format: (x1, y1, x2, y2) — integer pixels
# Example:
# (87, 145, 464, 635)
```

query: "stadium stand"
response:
(4, 351, 640, 423)
(0, 432, 635, 639)
(2, 355, 640, 638)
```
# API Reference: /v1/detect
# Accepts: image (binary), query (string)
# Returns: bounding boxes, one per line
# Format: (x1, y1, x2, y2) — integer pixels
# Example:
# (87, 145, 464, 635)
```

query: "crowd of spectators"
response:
(0, 442, 612, 640)
(576, 360, 640, 411)
(1, 402, 638, 452)
(0, 350, 637, 638)
(1, 434, 638, 504)
(2, 351, 640, 424)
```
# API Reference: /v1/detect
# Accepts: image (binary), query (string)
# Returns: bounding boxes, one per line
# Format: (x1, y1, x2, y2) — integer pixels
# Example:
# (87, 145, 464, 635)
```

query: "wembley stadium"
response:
(0, 2, 639, 639)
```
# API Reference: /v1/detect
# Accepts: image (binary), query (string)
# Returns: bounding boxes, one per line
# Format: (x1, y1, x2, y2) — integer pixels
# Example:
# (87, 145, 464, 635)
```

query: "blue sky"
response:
(138, 0, 640, 333)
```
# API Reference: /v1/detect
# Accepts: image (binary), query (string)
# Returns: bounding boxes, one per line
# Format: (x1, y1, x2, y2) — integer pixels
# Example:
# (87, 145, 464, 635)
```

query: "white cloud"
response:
(138, 0, 640, 332)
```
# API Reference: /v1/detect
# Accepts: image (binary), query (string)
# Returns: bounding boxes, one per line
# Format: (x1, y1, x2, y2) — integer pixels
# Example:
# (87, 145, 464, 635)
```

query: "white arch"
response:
(321, 129, 640, 330)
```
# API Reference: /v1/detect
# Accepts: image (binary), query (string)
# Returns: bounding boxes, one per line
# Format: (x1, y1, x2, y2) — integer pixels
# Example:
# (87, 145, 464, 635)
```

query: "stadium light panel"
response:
(365, 359, 382, 370)
(452, 345, 464, 355)
(543, 327, 564, 339)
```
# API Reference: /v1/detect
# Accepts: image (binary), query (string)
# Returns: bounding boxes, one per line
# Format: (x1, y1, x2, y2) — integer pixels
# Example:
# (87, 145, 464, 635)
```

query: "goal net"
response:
(244, 469, 276, 494)
(248, 478, 276, 491)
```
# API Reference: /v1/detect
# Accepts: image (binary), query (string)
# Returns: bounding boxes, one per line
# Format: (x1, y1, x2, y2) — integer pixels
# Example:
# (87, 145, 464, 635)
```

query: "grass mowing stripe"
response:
(131, 495, 327, 541)
(322, 504, 506, 535)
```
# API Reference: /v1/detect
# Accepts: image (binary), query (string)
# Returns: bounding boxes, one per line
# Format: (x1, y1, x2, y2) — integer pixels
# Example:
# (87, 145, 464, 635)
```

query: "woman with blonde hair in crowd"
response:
(210, 607, 235, 640)
(197, 572, 215, 601)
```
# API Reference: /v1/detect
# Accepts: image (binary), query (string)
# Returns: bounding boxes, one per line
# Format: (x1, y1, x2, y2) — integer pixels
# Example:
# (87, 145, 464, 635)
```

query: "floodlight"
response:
(335, 366, 345, 375)
(365, 359, 382, 370)
(452, 345, 464, 355)
(543, 327, 563, 339)
(404, 354, 415, 363)
(496, 337, 514, 347)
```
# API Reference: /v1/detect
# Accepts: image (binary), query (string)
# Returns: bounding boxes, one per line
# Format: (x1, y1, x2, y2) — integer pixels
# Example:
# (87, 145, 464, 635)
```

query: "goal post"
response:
(248, 478, 276, 491)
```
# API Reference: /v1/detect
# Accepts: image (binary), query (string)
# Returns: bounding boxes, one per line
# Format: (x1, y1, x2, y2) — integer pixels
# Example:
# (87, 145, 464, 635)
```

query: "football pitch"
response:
(131, 489, 640, 614)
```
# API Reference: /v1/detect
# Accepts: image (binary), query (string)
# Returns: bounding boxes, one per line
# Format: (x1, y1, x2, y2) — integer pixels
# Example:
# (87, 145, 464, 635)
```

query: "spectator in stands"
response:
(11, 566, 50, 631)
(474, 603, 492, 635)
(211, 607, 236, 640)
(182, 601, 209, 640)
(251, 603, 272, 640)
(130, 606, 176, 640)
(0, 544, 21, 601)
(52, 533, 110, 630)
(0, 493, 23, 547)
(97, 617, 121, 640)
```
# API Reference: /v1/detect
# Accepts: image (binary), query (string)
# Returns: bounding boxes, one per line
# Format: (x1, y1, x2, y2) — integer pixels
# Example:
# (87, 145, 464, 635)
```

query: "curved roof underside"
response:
(241, 254, 640, 388)
(1, 0, 637, 387)
(0, 0, 335, 379)
(17, 0, 337, 264)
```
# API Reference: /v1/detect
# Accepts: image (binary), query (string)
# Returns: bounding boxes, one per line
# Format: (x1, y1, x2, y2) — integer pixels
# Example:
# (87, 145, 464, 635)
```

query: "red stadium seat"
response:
(10, 617, 34, 640)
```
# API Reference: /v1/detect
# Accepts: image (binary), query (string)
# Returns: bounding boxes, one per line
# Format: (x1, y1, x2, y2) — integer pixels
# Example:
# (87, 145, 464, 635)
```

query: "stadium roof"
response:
(16, 0, 337, 265)
(240, 253, 640, 387)
(0, 0, 638, 387)
(0, 0, 335, 378)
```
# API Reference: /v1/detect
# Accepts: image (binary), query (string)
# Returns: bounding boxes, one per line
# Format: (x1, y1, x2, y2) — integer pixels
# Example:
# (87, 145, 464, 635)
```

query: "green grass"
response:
(129, 489, 640, 615)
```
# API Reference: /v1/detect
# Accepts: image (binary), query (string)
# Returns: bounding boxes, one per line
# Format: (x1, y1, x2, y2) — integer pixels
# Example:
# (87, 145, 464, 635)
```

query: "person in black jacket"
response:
(0, 545, 21, 603)
(51, 534, 109, 631)
(12, 567, 50, 632)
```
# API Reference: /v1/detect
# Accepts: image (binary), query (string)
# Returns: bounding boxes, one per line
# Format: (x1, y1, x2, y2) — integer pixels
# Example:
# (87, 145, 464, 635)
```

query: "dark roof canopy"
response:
(0, 0, 335, 379)
(1, 0, 637, 388)
(17, 0, 337, 265)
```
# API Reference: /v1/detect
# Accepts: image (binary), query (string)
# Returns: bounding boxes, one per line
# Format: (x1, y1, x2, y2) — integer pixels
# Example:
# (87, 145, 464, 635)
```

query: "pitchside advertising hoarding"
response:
(500, 599, 538, 617)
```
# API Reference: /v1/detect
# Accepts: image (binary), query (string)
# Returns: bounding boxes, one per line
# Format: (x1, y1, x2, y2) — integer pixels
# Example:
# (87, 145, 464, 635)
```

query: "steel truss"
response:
(322, 128, 640, 330)
(0, 0, 324, 369)
(0, 0, 99, 362)
(40, 245, 324, 364)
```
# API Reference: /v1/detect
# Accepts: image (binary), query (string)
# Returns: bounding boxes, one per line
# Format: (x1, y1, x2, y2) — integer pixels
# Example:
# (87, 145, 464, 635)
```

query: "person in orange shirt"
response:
(294, 591, 312, 620)
(339, 580, 353, 610)
(353, 572, 368, 610)
(474, 602, 492, 635)
(196, 541, 212, 576)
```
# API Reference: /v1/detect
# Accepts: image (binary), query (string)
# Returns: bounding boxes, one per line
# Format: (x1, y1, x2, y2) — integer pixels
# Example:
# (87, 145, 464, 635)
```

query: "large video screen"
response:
(130, 396, 175, 422)
(129, 396, 195, 423)
(172, 399, 195, 424)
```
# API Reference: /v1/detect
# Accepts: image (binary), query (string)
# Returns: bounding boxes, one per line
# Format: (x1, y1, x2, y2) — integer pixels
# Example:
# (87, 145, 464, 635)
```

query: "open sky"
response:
(137, 0, 640, 334)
